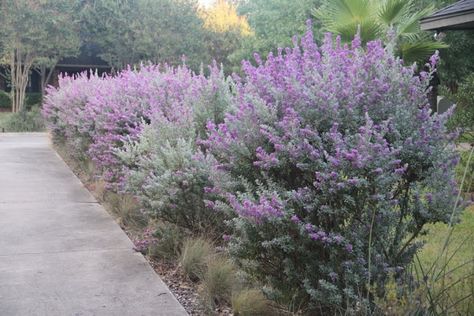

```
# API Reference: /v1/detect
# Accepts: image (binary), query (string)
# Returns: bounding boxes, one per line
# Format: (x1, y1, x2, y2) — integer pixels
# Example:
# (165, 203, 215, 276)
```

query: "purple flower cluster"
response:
(43, 64, 216, 188)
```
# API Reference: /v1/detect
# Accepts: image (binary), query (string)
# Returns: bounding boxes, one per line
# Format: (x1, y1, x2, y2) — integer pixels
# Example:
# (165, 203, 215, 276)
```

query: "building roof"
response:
(420, 0, 474, 31)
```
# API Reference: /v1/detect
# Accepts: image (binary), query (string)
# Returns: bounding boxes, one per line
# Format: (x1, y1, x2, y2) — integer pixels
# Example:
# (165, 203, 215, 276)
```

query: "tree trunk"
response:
(9, 46, 34, 113)
(9, 50, 16, 112)
(39, 63, 56, 98)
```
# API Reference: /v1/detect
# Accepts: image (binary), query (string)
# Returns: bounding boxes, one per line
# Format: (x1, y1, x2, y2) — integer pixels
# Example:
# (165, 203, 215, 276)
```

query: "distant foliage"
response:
(0, 91, 11, 109)
(438, 32, 474, 91)
(203, 25, 460, 312)
(446, 73, 474, 139)
(232, 0, 321, 64)
(78, 0, 208, 70)
(3, 106, 44, 132)
(200, 0, 252, 72)
(200, 0, 251, 35)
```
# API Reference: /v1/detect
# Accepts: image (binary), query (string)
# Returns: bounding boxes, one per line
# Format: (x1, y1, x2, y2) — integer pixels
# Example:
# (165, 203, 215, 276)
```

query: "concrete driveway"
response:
(0, 133, 187, 316)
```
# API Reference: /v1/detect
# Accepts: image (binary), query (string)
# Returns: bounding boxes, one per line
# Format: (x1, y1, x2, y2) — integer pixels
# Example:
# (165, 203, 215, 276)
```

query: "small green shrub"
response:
(0, 91, 11, 109)
(446, 74, 474, 141)
(231, 289, 271, 316)
(0, 92, 42, 111)
(179, 238, 213, 281)
(200, 256, 235, 309)
(25, 92, 43, 108)
(2, 106, 44, 132)
(106, 193, 146, 228)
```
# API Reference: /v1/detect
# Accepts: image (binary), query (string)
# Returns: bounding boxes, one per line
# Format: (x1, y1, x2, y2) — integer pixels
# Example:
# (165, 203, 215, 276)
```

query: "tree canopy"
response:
(0, 0, 80, 111)
(78, 0, 208, 70)
(230, 0, 321, 63)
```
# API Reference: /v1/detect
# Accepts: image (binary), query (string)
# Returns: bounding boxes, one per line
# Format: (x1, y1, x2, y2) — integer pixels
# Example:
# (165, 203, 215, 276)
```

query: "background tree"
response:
(314, 0, 447, 65)
(77, 0, 144, 70)
(199, 0, 252, 72)
(437, 31, 474, 92)
(134, 0, 208, 70)
(34, 1, 82, 97)
(0, 0, 80, 112)
(230, 0, 321, 63)
(414, 0, 474, 91)
(79, 0, 208, 71)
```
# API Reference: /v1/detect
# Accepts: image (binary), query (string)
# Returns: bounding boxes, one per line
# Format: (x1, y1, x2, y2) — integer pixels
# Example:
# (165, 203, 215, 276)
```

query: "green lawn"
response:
(0, 112, 12, 130)
(418, 204, 474, 313)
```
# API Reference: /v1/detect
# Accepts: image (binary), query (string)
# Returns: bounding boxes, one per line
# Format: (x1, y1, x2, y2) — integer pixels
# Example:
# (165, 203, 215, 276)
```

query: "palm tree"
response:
(313, 0, 447, 65)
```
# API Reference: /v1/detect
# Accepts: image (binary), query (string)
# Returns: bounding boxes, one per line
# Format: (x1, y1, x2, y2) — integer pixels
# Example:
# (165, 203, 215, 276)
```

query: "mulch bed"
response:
(148, 258, 205, 315)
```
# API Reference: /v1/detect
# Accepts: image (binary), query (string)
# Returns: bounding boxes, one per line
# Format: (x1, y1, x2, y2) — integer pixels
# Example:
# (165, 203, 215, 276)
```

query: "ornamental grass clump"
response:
(204, 22, 461, 312)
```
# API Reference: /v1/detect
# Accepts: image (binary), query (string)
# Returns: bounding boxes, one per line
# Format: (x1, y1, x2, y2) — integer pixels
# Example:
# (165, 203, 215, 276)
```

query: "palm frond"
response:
(397, 4, 435, 37)
(377, 0, 411, 25)
(313, 0, 377, 42)
(399, 40, 448, 65)
(336, 19, 382, 43)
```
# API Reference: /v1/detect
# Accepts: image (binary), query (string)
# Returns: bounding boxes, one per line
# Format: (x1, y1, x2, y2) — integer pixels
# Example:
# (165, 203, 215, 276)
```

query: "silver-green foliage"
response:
(118, 66, 232, 235)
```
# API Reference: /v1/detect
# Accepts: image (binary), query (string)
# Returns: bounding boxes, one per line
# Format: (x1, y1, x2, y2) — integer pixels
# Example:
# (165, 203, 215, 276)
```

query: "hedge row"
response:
(43, 26, 461, 313)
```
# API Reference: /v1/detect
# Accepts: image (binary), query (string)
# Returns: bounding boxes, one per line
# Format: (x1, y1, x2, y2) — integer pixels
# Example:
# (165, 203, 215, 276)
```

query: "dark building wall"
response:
(27, 70, 41, 93)
(0, 43, 110, 93)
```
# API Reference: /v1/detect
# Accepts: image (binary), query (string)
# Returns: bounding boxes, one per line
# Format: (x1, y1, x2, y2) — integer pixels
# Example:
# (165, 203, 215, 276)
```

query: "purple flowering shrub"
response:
(43, 72, 108, 160)
(117, 66, 233, 234)
(43, 63, 232, 234)
(204, 27, 460, 311)
(44, 65, 202, 187)
(85, 65, 202, 186)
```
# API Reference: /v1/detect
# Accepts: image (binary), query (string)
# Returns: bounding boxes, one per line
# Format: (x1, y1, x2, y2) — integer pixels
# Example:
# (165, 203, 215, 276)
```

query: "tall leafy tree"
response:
(314, 0, 447, 65)
(79, 0, 208, 70)
(199, 0, 252, 72)
(0, 0, 80, 111)
(134, 0, 208, 70)
(78, 0, 146, 70)
(231, 0, 321, 63)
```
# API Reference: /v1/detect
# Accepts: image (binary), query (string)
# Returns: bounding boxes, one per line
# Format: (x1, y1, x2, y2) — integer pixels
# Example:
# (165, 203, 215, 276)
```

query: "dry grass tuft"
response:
(179, 237, 214, 282)
(232, 288, 272, 316)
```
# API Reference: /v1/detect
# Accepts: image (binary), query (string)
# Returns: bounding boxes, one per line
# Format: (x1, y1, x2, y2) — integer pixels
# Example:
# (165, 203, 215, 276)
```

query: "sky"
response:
(198, 0, 216, 8)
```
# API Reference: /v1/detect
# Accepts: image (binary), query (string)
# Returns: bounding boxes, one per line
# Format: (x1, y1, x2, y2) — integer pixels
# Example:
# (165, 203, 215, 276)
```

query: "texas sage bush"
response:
(42, 71, 108, 160)
(45, 65, 199, 186)
(203, 25, 460, 312)
(43, 64, 232, 235)
(118, 65, 232, 234)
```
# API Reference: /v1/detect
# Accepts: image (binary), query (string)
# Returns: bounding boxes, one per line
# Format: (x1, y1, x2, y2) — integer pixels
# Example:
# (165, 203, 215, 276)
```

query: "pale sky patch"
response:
(198, 0, 216, 8)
